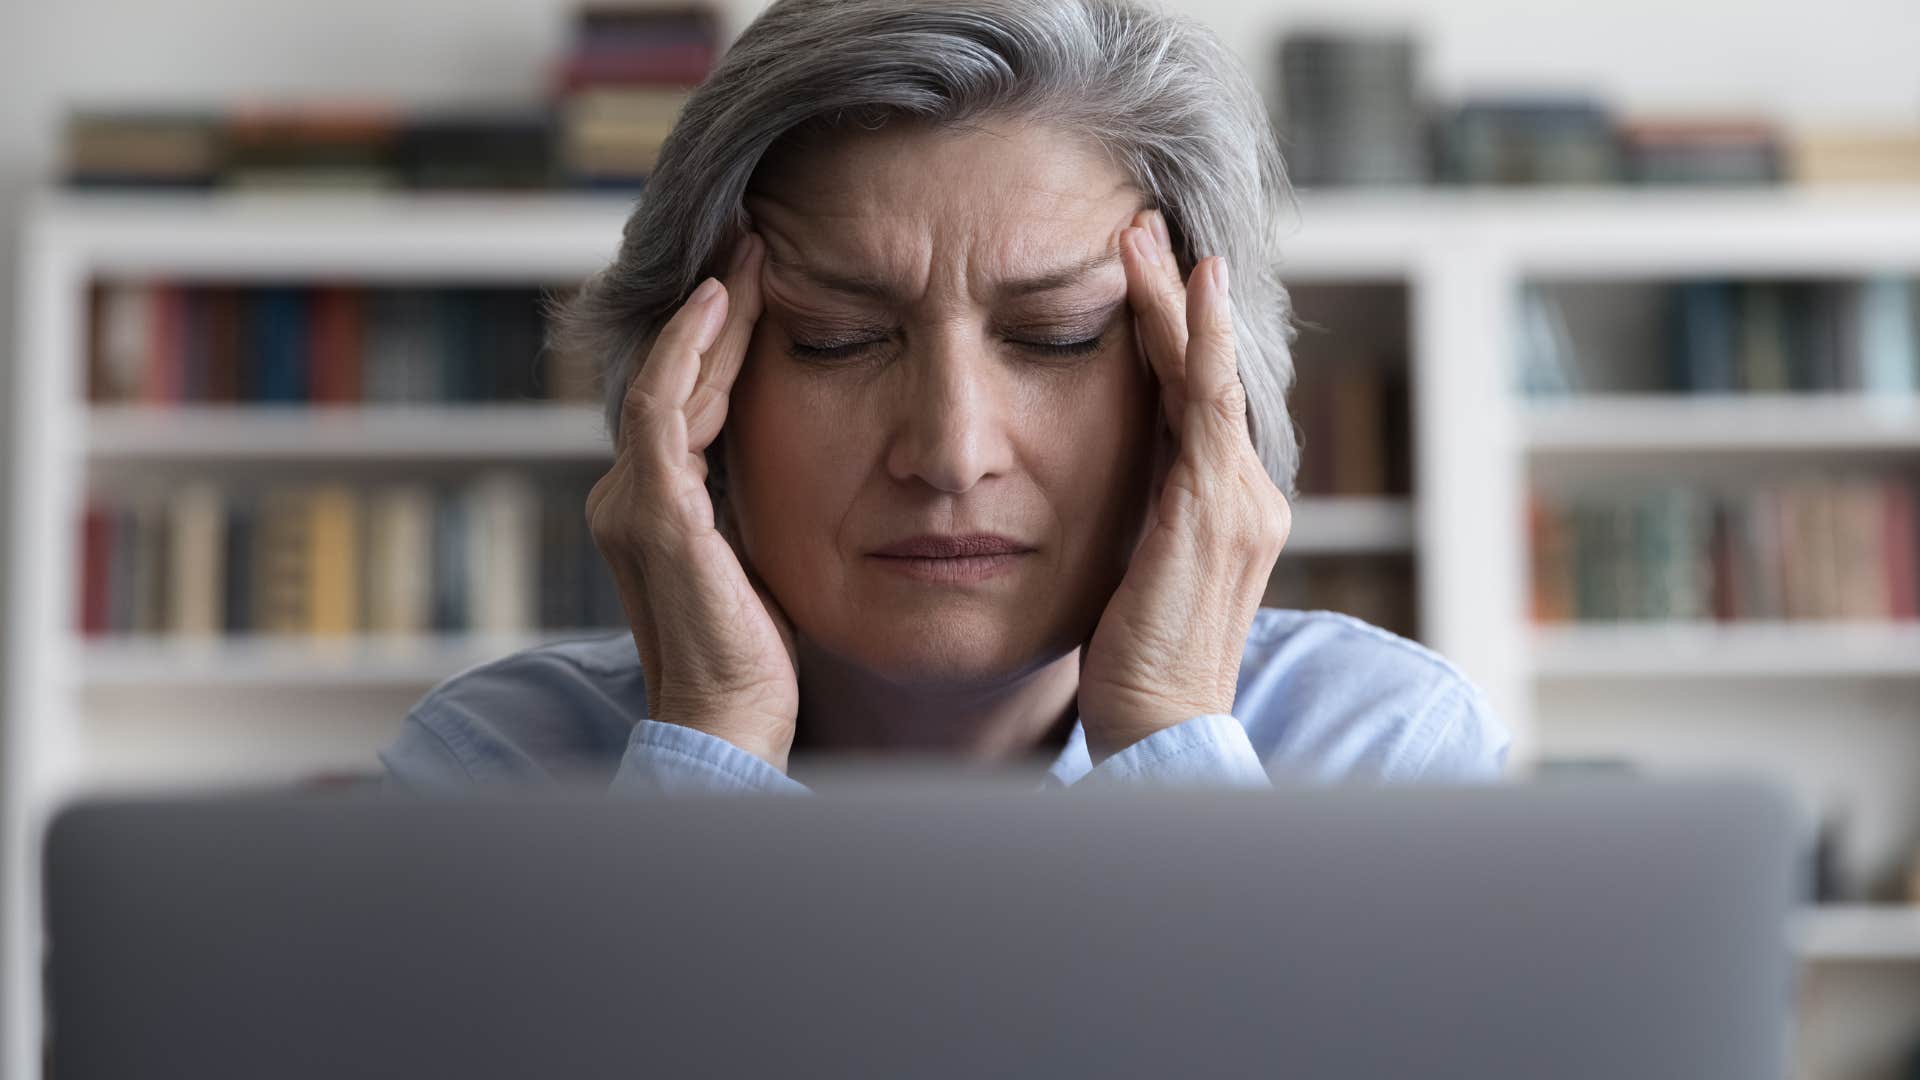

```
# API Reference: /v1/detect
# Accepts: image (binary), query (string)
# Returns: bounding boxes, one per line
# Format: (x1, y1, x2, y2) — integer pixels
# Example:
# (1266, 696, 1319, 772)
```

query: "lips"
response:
(870, 534, 1032, 559)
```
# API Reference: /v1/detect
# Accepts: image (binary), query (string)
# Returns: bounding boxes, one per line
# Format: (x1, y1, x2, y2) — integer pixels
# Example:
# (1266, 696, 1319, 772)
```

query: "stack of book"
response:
(1438, 98, 1619, 186)
(1290, 363, 1411, 496)
(1617, 117, 1782, 186)
(65, 112, 223, 189)
(1271, 31, 1430, 187)
(1530, 480, 1919, 623)
(78, 475, 625, 638)
(554, 4, 722, 188)
(87, 282, 597, 404)
(1786, 129, 1920, 186)
(65, 107, 563, 191)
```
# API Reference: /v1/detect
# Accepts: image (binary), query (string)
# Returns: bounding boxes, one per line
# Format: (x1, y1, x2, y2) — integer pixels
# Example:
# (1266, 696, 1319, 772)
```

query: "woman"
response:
(382, 0, 1508, 792)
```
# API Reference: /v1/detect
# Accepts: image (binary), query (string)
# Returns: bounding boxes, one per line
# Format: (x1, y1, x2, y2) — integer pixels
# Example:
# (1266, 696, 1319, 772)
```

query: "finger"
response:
(686, 232, 765, 446)
(617, 276, 730, 453)
(1182, 255, 1251, 458)
(1120, 219, 1190, 438)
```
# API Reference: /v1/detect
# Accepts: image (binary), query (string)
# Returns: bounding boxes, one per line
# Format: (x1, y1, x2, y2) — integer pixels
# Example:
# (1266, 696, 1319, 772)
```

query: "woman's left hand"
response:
(1077, 210, 1293, 764)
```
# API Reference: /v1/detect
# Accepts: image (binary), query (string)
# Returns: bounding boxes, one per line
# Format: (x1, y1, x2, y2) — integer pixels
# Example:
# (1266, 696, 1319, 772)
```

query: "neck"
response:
(789, 640, 1082, 765)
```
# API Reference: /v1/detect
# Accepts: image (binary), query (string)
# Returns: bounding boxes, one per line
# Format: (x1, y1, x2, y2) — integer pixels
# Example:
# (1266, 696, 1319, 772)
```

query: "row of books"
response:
(79, 476, 627, 637)
(1529, 480, 1919, 623)
(1521, 277, 1920, 396)
(87, 282, 596, 405)
(64, 7, 720, 191)
(1271, 30, 1920, 187)
(1291, 363, 1412, 497)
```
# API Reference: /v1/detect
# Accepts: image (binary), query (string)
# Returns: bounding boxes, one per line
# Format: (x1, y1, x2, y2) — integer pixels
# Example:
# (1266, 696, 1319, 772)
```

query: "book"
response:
(365, 486, 433, 635)
(307, 486, 361, 636)
(165, 483, 226, 637)
(1787, 129, 1920, 186)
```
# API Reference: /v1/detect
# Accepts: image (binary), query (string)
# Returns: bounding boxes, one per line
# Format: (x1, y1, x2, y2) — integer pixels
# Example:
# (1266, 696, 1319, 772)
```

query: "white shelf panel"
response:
(1287, 496, 1415, 554)
(85, 404, 609, 460)
(78, 632, 620, 689)
(1524, 395, 1920, 453)
(1531, 621, 1920, 678)
(1798, 906, 1920, 962)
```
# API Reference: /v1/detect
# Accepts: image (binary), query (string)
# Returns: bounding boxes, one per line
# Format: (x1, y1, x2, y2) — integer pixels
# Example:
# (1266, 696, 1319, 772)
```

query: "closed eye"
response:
(786, 334, 1106, 364)
(788, 338, 886, 361)
(1015, 336, 1103, 358)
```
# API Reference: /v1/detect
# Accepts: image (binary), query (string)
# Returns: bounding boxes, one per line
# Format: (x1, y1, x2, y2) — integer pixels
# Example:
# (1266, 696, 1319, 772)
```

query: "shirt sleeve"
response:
(612, 720, 809, 795)
(1075, 713, 1272, 788)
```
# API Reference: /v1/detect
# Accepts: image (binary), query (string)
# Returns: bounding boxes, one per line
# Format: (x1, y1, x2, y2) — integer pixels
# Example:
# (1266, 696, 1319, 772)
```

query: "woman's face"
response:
(727, 119, 1159, 691)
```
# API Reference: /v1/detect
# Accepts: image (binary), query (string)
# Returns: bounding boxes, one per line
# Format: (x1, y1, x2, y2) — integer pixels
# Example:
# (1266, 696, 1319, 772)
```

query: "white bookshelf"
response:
(76, 632, 613, 689)
(10, 187, 1920, 1080)
(1283, 496, 1414, 554)
(1533, 622, 1920, 679)
(1525, 394, 1920, 453)
(87, 403, 610, 460)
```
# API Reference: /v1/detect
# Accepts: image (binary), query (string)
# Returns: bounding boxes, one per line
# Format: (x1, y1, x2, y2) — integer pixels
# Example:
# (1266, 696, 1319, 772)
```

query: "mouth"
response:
(867, 534, 1035, 585)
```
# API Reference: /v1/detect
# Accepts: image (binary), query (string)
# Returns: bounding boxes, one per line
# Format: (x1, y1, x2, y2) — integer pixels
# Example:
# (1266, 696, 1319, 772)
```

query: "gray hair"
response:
(553, 0, 1302, 495)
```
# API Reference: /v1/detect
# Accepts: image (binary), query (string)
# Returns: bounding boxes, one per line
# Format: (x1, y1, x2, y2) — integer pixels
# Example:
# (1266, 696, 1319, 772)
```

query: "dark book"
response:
(431, 490, 469, 632)
(1669, 281, 1739, 393)
(205, 287, 245, 402)
(180, 289, 212, 402)
(79, 505, 113, 636)
(223, 495, 256, 633)
(397, 112, 557, 191)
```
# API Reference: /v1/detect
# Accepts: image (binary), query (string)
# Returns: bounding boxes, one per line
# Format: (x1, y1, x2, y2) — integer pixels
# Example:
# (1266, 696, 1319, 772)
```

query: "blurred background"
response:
(3, 0, 1920, 1077)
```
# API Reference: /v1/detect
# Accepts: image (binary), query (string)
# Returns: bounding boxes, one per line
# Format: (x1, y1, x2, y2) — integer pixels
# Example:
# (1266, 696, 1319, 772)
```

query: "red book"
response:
(1886, 482, 1918, 621)
(79, 505, 112, 636)
(309, 287, 363, 403)
(144, 284, 186, 404)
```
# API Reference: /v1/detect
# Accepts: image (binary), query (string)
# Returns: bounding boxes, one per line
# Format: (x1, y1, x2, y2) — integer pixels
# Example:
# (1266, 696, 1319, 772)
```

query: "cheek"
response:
(724, 343, 870, 563)
(1025, 345, 1159, 519)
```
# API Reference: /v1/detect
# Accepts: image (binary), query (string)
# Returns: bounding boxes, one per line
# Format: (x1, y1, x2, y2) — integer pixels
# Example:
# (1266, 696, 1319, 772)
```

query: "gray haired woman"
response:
(382, 0, 1508, 790)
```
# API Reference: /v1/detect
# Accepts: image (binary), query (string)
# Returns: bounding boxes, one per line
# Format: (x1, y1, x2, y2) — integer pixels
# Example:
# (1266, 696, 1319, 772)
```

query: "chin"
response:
(821, 605, 1073, 692)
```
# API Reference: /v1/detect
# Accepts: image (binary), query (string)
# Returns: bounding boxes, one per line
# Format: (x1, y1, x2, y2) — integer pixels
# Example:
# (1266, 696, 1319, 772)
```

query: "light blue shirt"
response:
(381, 608, 1510, 792)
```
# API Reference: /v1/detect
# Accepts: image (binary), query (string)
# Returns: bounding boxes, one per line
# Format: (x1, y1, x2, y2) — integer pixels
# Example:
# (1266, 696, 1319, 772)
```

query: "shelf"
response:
(1798, 906, 1920, 962)
(85, 404, 609, 460)
(1531, 621, 1920, 678)
(1524, 394, 1920, 454)
(77, 632, 620, 688)
(1286, 497, 1414, 554)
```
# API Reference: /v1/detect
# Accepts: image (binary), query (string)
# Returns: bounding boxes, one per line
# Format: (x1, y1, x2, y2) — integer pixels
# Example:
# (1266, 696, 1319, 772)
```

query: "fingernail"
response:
(690, 277, 722, 305)
(1211, 258, 1229, 294)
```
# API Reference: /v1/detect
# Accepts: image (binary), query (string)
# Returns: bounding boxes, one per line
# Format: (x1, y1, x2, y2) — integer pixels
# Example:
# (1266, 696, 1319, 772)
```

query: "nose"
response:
(883, 333, 1016, 494)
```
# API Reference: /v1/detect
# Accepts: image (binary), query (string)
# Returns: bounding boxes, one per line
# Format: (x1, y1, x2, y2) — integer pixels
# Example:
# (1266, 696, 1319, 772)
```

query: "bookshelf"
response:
(8, 187, 1920, 1079)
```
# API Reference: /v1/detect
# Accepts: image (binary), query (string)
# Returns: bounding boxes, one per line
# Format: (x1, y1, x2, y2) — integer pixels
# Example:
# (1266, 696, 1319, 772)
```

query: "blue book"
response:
(1857, 275, 1918, 396)
(1670, 282, 1738, 393)
(253, 287, 311, 403)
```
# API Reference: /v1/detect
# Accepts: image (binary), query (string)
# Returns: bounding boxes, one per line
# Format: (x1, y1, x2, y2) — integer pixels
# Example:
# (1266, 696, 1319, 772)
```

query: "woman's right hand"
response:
(585, 233, 801, 772)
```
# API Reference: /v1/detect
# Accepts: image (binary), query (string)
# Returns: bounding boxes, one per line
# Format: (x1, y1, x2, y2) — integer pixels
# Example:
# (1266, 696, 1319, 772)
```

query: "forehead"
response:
(745, 119, 1142, 290)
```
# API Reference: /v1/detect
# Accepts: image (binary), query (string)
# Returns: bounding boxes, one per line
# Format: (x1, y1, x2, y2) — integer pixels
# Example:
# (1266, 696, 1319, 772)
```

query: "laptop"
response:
(43, 776, 1800, 1079)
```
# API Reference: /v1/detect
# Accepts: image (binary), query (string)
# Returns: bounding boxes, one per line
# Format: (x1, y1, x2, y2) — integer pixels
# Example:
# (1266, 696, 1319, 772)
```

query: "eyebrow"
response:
(769, 248, 1122, 305)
